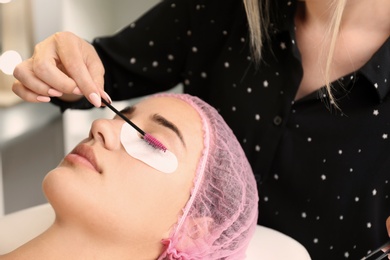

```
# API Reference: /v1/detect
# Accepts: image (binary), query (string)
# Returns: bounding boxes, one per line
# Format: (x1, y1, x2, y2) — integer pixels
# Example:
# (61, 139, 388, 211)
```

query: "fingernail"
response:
(72, 87, 82, 95)
(37, 96, 51, 102)
(89, 92, 101, 107)
(48, 88, 63, 97)
(104, 91, 112, 103)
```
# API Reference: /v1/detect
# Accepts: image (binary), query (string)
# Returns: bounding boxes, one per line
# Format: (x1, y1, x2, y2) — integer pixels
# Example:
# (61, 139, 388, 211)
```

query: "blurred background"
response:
(0, 0, 175, 216)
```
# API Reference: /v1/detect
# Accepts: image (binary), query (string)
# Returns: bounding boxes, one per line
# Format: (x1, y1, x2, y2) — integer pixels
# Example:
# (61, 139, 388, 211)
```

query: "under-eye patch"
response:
(120, 122, 178, 173)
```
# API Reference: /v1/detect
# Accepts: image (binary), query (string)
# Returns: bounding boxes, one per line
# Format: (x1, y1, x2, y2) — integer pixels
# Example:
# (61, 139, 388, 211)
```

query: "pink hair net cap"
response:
(153, 93, 259, 260)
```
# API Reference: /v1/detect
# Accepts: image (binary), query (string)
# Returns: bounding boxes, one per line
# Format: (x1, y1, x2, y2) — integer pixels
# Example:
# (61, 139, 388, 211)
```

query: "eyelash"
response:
(116, 116, 170, 151)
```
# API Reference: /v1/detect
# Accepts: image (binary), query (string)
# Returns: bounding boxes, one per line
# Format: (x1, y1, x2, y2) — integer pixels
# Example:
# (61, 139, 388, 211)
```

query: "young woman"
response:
(0, 94, 258, 259)
(12, 0, 390, 258)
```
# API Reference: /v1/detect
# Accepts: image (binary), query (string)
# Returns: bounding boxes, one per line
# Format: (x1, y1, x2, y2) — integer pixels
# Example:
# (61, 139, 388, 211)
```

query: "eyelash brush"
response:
(101, 98, 167, 152)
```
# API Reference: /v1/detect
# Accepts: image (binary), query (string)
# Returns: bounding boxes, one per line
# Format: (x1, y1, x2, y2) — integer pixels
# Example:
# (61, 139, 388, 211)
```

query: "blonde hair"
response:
(243, 0, 347, 108)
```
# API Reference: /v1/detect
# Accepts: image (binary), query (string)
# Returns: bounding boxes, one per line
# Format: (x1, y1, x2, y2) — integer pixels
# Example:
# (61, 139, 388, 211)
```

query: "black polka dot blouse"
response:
(54, 0, 390, 259)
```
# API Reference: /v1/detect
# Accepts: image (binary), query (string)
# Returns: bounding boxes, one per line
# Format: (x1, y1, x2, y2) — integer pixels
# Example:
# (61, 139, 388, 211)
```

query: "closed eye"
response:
(119, 106, 186, 148)
(150, 114, 186, 148)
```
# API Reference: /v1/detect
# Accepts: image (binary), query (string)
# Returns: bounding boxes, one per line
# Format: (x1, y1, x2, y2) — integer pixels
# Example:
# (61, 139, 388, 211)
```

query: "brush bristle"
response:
(143, 133, 167, 152)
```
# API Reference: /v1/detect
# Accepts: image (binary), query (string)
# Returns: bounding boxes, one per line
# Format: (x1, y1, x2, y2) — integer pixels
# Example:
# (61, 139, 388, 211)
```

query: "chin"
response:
(42, 167, 97, 221)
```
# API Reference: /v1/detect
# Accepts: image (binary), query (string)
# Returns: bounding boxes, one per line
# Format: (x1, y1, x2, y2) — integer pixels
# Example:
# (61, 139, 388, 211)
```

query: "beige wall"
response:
(0, 0, 160, 103)
(0, 0, 32, 104)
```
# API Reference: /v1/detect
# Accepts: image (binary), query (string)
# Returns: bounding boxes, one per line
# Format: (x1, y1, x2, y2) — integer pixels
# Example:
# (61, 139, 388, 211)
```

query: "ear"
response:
(186, 216, 214, 239)
(162, 216, 214, 242)
(159, 217, 215, 256)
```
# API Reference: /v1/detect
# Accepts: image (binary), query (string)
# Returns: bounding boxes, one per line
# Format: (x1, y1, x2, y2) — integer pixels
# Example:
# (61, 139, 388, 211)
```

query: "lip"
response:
(65, 143, 102, 173)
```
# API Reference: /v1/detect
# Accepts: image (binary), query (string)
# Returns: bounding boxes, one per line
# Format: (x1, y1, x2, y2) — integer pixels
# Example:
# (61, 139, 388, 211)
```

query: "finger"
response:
(32, 44, 78, 94)
(55, 34, 104, 107)
(13, 59, 64, 97)
(387, 216, 390, 236)
(86, 48, 108, 102)
(12, 80, 51, 103)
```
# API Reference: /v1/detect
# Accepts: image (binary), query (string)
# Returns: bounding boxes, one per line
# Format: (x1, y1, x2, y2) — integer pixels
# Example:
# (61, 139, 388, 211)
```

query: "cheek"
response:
(120, 123, 178, 173)
(104, 174, 187, 237)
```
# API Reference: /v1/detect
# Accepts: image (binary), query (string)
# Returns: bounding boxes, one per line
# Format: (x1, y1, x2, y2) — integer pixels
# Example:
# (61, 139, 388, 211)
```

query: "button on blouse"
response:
(273, 116, 283, 126)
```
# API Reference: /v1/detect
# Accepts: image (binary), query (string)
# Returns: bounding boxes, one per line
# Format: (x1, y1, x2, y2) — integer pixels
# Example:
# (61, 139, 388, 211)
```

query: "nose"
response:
(89, 119, 121, 150)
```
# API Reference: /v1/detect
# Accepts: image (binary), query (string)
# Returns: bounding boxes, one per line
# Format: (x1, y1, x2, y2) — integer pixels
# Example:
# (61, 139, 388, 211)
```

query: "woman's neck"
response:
(301, 0, 390, 31)
(0, 221, 162, 260)
(294, 0, 389, 100)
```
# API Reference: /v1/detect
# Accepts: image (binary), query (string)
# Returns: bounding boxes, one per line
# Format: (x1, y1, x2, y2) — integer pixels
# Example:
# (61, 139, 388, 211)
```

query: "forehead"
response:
(136, 97, 199, 119)
(136, 96, 204, 151)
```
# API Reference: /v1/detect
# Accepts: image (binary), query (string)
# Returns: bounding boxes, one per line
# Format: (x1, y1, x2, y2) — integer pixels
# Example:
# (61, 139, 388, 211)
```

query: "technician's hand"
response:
(386, 216, 390, 258)
(12, 31, 108, 107)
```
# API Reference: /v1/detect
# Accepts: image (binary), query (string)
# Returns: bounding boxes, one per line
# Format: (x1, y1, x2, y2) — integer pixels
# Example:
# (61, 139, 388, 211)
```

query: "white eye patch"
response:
(120, 122, 178, 174)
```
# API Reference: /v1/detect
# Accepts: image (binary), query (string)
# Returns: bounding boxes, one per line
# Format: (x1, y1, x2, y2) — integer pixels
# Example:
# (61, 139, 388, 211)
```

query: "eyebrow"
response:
(119, 106, 186, 148)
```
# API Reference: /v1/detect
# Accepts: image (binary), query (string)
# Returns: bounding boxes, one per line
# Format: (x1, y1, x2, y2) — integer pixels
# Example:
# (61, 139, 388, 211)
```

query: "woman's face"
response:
(43, 96, 203, 245)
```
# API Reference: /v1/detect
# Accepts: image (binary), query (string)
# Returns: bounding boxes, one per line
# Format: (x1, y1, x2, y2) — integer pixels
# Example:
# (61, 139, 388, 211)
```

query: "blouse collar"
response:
(359, 37, 390, 102)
